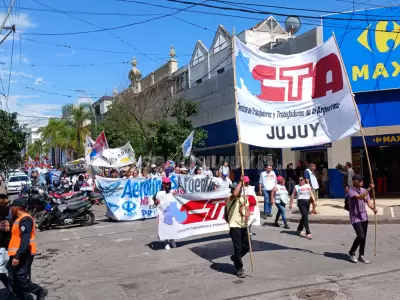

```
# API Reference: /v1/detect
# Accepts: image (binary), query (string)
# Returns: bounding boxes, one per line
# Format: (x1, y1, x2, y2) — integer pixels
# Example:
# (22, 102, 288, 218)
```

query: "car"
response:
(7, 175, 29, 194)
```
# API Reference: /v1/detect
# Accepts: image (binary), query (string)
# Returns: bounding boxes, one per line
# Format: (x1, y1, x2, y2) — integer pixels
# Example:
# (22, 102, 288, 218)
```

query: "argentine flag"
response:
(182, 131, 194, 158)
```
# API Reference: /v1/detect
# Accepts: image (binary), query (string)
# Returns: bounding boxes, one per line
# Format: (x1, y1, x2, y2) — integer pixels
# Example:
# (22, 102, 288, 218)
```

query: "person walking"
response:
(271, 176, 290, 229)
(7, 198, 48, 300)
(304, 163, 319, 203)
(226, 178, 249, 278)
(219, 161, 229, 175)
(154, 177, 176, 250)
(321, 167, 330, 198)
(0, 194, 11, 294)
(286, 163, 296, 195)
(289, 177, 316, 239)
(343, 162, 354, 193)
(259, 164, 277, 218)
(347, 174, 377, 264)
(215, 171, 232, 190)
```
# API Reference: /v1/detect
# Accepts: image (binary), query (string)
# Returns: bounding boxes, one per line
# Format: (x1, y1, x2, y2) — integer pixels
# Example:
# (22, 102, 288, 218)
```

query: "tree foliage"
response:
(100, 97, 208, 160)
(0, 111, 28, 171)
(26, 138, 48, 159)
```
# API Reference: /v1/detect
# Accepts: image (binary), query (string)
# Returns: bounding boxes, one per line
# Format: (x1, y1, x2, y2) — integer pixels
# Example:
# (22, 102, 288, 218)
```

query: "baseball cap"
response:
(352, 174, 364, 181)
(222, 171, 228, 177)
(243, 176, 250, 183)
(277, 176, 284, 182)
(230, 182, 238, 189)
(11, 198, 28, 208)
(151, 164, 156, 168)
(162, 177, 171, 184)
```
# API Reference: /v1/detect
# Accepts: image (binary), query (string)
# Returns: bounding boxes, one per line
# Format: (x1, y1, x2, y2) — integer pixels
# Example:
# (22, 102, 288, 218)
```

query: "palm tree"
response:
(63, 103, 93, 149)
(27, 138, 48, 159)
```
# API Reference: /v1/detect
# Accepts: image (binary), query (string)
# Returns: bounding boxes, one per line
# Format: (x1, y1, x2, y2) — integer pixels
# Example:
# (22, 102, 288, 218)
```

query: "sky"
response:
(0, 0, 399, 128)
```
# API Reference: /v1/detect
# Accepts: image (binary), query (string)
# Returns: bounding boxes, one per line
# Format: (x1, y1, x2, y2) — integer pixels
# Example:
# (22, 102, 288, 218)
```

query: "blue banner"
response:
(322, 7, 400, 92)
(352, 133, 400, 147)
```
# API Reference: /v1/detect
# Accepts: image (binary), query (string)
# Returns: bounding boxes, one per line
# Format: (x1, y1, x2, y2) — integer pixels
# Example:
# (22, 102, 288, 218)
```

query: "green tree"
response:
(100, 97, 208, 160)
(0, 111, 28, 171)
(26, 138, 48, 159)
(63, 103, 92, 155)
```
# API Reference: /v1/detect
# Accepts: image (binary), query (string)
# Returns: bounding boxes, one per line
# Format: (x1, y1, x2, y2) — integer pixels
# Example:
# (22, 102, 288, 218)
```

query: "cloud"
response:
(0, 12, 36, 29)
(0, 70, 34, 80)
(20, 56, 29, 63)
(55, 50, 76, 58)
(34, 77, 44, 85)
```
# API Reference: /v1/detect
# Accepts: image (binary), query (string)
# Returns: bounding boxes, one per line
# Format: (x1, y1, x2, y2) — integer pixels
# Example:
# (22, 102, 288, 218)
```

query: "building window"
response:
(94, 105, 100, 116)
(196, 78, 203, 85)
(213, 33, 228, 54)
(192, 48, 205, 66)
(217, 67, 225, 74)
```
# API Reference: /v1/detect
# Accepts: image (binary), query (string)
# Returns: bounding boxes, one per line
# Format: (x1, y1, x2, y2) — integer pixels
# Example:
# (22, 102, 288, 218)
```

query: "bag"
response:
(344, 193, 349, 211)
(224, 197, 236, 223)
(45, 172, 51, 183)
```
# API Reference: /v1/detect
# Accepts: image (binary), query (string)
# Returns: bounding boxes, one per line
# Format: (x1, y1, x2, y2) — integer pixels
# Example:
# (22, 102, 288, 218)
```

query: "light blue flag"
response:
(182, 131, 194, 158)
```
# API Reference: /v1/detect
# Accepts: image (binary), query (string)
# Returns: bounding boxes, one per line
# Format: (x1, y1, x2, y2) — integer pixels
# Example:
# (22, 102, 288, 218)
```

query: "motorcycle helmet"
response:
(53, 180, 61, 188)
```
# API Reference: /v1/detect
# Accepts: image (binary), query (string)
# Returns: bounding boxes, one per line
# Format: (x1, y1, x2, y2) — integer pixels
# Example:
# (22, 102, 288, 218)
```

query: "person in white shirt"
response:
(203, 166, 213, 177)
(259, 164, 277, 218)
(215, 171, 232, 190)
(154, 177, 176, 250)
(219, 161, 229, 175)
(270, 176, 290, 229)
(305, 163, 319, 202)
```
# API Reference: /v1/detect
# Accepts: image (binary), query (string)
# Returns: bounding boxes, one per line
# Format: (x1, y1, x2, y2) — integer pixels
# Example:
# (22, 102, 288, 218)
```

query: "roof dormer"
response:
(191, 40, 208, 67)
(211, 25, 231, 55)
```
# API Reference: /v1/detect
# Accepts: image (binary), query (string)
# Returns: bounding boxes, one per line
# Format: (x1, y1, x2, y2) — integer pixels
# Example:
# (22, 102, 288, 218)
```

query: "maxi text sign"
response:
(322, 7, 400, 92)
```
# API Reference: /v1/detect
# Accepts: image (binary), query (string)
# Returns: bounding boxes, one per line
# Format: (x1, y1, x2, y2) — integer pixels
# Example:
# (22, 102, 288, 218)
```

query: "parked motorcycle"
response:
(37, 192, 102, 231)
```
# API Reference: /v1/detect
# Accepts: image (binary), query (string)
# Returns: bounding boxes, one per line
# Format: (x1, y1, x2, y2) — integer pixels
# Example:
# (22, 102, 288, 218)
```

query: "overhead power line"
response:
(27, 61, 130, 67)
(1, 5, 166, 17)
(167, 0, 400, 22)
(210, 0, 400, 17)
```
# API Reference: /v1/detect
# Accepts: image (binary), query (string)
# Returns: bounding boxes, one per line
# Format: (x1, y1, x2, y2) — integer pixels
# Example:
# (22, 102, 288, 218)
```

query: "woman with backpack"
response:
(289, 176, 317, 239)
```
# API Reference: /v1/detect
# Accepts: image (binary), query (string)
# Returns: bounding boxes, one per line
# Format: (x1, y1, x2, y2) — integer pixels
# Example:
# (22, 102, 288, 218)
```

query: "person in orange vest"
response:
(7, 198, 48, 300)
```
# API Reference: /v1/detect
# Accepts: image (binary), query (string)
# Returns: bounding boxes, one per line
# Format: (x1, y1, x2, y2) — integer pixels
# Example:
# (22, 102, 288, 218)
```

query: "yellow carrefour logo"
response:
(373, 135, 400, 143)
(352, 21, 400, 82)
(357, 21, 400, 52)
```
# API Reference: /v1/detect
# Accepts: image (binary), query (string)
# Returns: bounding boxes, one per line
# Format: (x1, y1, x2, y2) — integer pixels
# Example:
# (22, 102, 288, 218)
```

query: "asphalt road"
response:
(1, 204, 400, 300)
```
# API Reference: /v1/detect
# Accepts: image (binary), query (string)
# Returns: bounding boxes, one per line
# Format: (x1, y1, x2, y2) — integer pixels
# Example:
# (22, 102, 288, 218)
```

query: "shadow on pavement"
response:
(189, 239, 315, 275)
(146, 234, 230, 251)
(323, 252, 350, 262)
(280, 230, 301, 237)
(0, 288, 34, 299)
(210, 262, 237, 276)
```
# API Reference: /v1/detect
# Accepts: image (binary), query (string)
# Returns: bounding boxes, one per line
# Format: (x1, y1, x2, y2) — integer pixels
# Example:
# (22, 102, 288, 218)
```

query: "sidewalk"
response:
(256, 196, 400, 224)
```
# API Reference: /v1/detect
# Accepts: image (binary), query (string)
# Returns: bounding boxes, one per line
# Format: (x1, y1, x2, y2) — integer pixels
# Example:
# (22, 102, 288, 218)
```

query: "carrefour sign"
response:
(322, 7, 400, 92)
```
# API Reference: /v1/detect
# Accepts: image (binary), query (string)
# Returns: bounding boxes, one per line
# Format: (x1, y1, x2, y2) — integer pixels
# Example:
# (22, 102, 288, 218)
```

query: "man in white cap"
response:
(148, 164, 159, 178)
(215, 171, 232, 190)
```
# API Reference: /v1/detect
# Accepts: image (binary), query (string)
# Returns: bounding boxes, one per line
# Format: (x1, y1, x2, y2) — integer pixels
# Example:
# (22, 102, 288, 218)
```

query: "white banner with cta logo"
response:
(234, 36, 360, 148)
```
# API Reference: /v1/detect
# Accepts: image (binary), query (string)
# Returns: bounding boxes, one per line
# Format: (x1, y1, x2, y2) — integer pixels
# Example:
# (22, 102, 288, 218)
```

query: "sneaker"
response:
(284, 224, 290, 229)
(37, 288, 48, 300)
(165, 244, 171, 250)
(250, 232, 256, 236)
(273, 222, 280, 227)
(358, 255, 370, 264)
(230, 255, 235, 262)
(236, 269, 246, 278)
(267, 213, 273, 217)
(348, 252, 358, 263)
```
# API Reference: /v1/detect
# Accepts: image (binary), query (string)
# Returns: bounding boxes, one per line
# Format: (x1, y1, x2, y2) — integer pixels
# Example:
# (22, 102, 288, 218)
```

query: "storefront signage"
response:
(291, 143, 332, 151)
(322, 8, 400, 92)
(352, 134, 400, 147)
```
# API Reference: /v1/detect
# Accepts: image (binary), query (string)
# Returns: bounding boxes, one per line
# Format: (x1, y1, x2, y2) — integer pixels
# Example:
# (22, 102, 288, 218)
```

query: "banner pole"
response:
(332, 32, 377, 256)
(232, 34, 255, 272)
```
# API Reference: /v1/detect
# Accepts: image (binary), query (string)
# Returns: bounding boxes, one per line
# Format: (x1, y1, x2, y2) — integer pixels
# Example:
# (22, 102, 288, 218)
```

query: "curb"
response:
(286, 217, 400, 225)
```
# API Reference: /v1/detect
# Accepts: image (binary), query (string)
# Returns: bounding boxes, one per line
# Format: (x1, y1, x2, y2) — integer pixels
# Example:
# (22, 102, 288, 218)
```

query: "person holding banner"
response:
(289, 177, 317, 239)
(227, 179, 250, 278)
(154, 177, 177, 250)
(242, 176, 258, 236)
(215, 171, 232, 190)
(271, 176, 290, 229)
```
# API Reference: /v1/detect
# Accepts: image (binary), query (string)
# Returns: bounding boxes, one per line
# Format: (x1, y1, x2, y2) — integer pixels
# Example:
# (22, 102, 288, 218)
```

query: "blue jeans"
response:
(263, 190, 272, 214)
(275, 202, 287, 224)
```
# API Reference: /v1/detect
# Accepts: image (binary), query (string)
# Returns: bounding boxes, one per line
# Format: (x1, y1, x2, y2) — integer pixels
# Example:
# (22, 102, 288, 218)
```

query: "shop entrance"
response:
(300, 149, 328, 171)
(352, 146, 400, 195)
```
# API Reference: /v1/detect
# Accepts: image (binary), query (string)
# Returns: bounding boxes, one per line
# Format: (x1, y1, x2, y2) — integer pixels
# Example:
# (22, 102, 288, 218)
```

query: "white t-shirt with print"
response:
(259, 171, 277, 191)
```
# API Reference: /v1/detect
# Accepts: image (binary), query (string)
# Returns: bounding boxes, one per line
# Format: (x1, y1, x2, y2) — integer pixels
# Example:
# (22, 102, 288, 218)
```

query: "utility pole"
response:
(0, 0, 16, 34)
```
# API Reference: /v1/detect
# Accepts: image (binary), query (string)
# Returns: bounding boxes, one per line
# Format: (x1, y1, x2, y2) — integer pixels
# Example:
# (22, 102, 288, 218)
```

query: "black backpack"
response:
(344, 194, 349, 211)
(224, 198, 237, 223)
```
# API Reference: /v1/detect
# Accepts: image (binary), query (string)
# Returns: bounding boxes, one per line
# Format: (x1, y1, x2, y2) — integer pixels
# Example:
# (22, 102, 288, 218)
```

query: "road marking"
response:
(113, 237, 132, 242)
(62, 236, 82, 241)
(128, 252, 149, 258)
(97, 232, 116, 236)
(390, 207, 395, 218)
